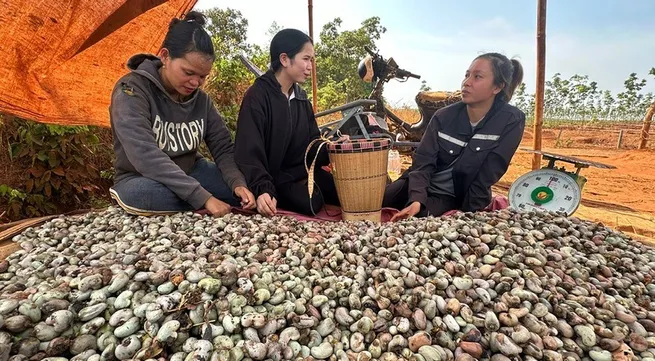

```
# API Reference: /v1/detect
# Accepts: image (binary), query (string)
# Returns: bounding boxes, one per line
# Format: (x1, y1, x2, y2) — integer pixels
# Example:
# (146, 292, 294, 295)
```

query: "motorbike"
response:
(237, 48, 462, 149)
(316, 46, 462, 146)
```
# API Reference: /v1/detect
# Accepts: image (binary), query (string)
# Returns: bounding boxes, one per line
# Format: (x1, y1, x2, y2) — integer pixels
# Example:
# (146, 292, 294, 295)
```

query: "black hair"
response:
(475, 53, 524, 102)
(161, 11, 215, 60)
(269, 28, 313, 72)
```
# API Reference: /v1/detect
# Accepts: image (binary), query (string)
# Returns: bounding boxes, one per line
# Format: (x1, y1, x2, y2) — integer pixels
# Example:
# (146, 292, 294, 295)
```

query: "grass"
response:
(527, 118, 644, 129)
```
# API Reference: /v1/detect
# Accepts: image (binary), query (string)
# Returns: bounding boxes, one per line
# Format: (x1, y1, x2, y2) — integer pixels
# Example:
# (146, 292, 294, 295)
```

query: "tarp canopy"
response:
(0, 0, 197, 128)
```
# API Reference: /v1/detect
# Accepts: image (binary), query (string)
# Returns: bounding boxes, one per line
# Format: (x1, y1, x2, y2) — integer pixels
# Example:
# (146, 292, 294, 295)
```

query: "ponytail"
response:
(506, 59, 524, 101)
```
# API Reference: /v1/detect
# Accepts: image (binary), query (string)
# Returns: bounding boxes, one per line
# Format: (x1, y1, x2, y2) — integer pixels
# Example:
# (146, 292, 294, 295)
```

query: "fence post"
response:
(639, 102, 654, 149)
(617, 130, 624, 149)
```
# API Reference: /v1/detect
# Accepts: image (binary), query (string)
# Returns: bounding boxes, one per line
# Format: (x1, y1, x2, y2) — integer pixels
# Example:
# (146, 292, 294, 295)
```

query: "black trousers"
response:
(382, 176, 457, 217)
(276, 169, 340, 216)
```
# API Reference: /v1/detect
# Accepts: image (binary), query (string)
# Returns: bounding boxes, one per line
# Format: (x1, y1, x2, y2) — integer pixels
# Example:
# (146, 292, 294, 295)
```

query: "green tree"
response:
(514, 71, 654, 123)
(599, 90, 616, 120)
(266, 21, 283, 45)
(566, 74, 598, 120)
(201, 8, 268, 134)
(615, 73, 647, 119)
(313, 17, 387, 109)
(203, 8, 250, 56)
(511, 83, 534, 116)
(420, 80, 431, 92)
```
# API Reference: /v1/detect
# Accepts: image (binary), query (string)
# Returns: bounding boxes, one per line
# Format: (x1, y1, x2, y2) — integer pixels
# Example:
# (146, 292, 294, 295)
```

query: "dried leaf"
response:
(26, 179, 34, 193)
(48, 150, 59, 168)
(29, 166, 44, 177)
(10, 202, 21, 218)
(51, 178, 62, 190)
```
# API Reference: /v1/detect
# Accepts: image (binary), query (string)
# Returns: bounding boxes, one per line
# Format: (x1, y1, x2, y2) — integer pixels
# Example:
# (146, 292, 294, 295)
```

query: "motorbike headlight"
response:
(358, 56, 374, 82)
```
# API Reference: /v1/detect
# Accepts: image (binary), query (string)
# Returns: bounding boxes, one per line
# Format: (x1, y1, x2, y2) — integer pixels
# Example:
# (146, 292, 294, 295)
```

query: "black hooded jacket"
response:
(234, 70, 329, 198)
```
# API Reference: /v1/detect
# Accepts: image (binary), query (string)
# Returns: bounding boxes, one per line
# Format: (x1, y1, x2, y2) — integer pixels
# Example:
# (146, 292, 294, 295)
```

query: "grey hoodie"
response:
(110, 54, 247, 209)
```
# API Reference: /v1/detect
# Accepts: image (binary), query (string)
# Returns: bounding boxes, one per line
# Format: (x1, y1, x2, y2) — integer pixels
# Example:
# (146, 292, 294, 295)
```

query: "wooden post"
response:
(308, 0, 318, 113)
(639, 101, 654, 149)
(532, 0, 547, 170)
(617, 130, 624, 149)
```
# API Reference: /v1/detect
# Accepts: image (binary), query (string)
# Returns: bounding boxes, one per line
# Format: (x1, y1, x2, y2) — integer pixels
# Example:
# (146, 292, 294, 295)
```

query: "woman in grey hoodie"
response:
(109, 11, 255, 217)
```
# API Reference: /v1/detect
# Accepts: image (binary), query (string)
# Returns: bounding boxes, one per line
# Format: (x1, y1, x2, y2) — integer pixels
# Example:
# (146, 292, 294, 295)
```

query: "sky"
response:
(193, 0, 655, 107)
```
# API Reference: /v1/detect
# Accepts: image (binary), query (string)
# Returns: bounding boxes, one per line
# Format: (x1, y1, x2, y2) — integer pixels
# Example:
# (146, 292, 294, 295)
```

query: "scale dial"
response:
(508, 169, 582, 216)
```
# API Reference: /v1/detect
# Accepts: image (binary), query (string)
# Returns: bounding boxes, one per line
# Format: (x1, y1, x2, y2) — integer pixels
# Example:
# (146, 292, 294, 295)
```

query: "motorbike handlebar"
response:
(396, 68, 421, 80)
(363, 46, 421, 80)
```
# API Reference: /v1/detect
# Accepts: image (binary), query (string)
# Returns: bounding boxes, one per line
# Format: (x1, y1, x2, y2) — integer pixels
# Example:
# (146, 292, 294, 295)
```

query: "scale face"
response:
(508, 169, 582, 216)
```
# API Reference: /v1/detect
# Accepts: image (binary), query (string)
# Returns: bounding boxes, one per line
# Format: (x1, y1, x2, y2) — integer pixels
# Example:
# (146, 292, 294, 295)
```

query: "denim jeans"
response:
(111, 158, 238, 212)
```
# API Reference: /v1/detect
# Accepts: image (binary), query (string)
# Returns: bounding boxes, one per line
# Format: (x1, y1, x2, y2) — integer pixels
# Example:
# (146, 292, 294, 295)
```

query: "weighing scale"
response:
(508, 149, 616, 216)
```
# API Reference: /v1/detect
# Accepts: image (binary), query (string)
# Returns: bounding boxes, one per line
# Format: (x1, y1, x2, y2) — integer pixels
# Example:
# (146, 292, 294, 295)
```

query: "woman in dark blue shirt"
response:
(386, 52, 526, 221)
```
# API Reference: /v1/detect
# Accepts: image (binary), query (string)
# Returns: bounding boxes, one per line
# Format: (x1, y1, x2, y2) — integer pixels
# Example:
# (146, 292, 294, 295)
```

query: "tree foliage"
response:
(313, 17, 387, 110)
(201, 8, 268, 135)
(512, 71, 655, 122)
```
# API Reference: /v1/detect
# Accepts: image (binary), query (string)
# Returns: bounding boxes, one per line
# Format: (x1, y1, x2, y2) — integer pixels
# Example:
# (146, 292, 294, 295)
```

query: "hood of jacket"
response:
(126, 53, 200, 104)
(255, 69, 309, 101)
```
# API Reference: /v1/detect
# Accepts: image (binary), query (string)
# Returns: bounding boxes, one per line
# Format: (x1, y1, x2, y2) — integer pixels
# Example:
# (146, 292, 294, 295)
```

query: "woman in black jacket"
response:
(385, 52, 526, 221)
(234, 29, 341, 217)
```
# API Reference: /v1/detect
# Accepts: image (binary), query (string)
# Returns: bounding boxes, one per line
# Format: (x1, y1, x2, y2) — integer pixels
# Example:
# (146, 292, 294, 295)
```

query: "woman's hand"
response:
(390, 201, 422, 222)
(256, 193, 277, 217)
(336, 134, 350, 143)
(204, 196, 232, 217)
(234, 186, 256, 210)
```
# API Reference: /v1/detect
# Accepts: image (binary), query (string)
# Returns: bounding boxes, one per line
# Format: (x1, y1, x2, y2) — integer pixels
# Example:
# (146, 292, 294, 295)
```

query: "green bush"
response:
(1, 116, 112, 221)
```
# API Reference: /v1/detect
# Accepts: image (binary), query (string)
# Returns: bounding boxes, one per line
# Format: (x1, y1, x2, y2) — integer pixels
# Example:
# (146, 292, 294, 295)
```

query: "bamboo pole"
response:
(639, 101, 654, 149)
(532, 0, 547, 170)
(308, 0, 318, 113)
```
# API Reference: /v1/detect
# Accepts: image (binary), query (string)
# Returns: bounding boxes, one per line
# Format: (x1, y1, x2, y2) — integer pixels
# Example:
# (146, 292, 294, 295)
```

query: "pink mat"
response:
(197, 195, 510, 222)
(441, 194, 510, 217)
(231, 204, 399, 222)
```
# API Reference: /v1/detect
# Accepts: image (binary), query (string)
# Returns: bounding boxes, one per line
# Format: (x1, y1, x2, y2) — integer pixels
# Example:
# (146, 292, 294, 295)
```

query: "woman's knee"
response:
(111, 177, 190, 212)
(276, 181, 324, 215)
(382, 178, 408, 208)
(191, 159, 239, 206)
(290, 196, 323, 216)
(424, 196, 457, 217)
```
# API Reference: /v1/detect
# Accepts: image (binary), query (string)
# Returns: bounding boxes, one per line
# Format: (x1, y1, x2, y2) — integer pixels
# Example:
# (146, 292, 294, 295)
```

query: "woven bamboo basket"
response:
(327, 138, 391, 222)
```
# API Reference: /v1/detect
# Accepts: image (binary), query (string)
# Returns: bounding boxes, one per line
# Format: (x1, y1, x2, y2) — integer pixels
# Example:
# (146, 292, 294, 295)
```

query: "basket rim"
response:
(327, 137, 391, 153)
